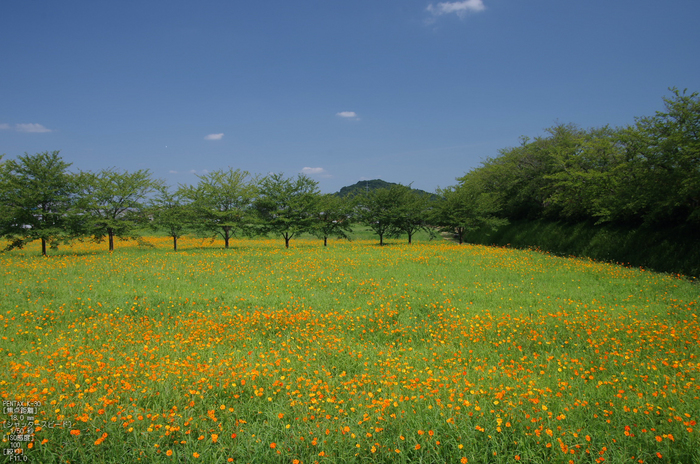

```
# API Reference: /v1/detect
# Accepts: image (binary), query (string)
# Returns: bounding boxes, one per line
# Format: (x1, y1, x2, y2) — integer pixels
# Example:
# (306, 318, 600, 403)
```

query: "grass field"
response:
(1, 236, 698, 463)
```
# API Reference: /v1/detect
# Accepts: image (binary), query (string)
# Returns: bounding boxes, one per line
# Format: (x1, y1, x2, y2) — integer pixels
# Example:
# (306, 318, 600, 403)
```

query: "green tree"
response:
(254, 173, 321, 248)
(434, 176, 508, 244)
(181, 168, 257, 249)
(148, 186, 192, 251)
(543, 125, 626, 222)
(621, 88, 700, 225)
(394, 185, 433, 244)
(354, 185, 405, 245)
(77, 168, 161, 251)
(0, 151, 78, 256)
(312, 194, 353, 246)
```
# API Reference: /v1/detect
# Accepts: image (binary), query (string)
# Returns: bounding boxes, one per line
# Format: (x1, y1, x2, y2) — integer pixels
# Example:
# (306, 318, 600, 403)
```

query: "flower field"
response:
(1, 237, 699, 463)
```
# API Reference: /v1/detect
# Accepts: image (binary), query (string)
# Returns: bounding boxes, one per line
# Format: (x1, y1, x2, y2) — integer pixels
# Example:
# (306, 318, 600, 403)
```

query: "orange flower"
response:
(461, 458, 469, 464)
(270, 443, 277, 449)
(166, 450, 173, 456)
(70, 430, 81, 436)
(193, 452, 200, 458)
(415, 444, 421, 450)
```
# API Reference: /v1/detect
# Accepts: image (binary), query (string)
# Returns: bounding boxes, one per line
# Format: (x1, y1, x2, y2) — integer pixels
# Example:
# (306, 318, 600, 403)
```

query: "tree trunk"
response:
(323, 236, 328, 247)
(41, 238, 47, 256)
(458, 227, 464, 244)
(284, 234, 290, 248)
(379, 233, 384, 246)
(224, 228, 230, 249)
(173, 235, 178, 251)
(108, 228, 114, 251)
(408, 231, 413, 244)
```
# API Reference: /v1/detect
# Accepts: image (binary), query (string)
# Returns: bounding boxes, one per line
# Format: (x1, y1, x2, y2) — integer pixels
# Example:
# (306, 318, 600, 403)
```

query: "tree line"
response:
(0, 155, 471, 254)
(1, 88, 696, 256)
(458, 88, 699, 231)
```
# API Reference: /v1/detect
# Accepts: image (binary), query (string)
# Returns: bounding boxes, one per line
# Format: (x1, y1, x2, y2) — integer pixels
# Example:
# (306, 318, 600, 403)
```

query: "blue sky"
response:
(2, 0, 699, 194)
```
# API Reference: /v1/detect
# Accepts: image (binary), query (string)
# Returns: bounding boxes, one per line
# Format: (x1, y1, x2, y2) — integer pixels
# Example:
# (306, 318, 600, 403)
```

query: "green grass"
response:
(1, 236, 698, 463)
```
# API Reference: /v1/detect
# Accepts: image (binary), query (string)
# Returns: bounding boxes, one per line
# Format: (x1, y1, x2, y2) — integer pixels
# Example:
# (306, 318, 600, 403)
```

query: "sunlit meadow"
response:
(1, 236, 698, 463)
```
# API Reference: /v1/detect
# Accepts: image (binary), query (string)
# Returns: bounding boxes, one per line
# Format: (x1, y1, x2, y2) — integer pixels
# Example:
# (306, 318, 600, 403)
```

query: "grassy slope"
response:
(462, 219, 700, 278)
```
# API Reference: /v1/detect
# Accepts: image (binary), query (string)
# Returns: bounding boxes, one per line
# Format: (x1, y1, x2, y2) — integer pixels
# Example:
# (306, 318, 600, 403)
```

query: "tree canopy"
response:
(254, 173, 321, 248)
(0, 151, 78, 255)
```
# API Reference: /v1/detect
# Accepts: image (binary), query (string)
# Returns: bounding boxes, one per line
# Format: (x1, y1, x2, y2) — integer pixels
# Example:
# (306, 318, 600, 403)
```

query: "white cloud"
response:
(336, 111, 359, 120)
(427, 0, 485, 17)
(169, 170, 178, 174)
(204, 133, 224, 140)
(301, 167, 326, 175)
(9, 124, 51, 132)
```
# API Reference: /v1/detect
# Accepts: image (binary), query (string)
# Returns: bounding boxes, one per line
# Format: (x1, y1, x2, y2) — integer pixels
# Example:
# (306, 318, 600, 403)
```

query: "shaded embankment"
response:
(463, 219, 700, 278)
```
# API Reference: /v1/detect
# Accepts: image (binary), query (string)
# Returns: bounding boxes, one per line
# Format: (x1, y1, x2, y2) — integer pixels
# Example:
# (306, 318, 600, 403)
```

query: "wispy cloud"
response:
(427, 0, 485, 18)
(204, 133, 224, 140)
(301, 167, 327, 176)
(169, 170, 178, 174)
(1, 123, 53, 132)
(336, 111, 359, 120)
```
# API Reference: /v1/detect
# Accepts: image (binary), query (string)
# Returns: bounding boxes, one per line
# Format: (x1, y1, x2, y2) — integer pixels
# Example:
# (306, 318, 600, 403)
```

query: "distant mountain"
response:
(335, 179, 436, 199)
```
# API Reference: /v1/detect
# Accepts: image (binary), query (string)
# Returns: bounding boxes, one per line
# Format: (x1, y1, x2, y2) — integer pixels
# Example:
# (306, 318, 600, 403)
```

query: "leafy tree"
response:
(543, 125, 627, 222)
(434, 175, 508, 244)
(181, 168, 257, 248)
(254, 173, 321, 248)
(394, 185, 434, 244)
(0, 151, 79, 256)
(354, 185, 405, 245)
(312, 194, 353, 246)
(77, 168, 161, 251)
(148, 186, 192, 251)
(620, 88, 700, 225)
(477, 126, 572, 220)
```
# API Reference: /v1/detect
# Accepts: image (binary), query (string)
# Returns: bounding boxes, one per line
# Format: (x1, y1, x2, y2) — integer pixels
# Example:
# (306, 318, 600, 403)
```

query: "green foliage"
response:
(147, 186, 193, 251)
(392, 185, 434, 244)
(76, 168, 162, 251)
(181, 168, 258, 248)
(461, 88, 699, 231)
(312, 194, 354, 246)
(254, 173, 321, 248)
(354, 185, 411, 245)
(434, 175, 508, 244)
(620, 87, 700, 225)
(0, 151, 78, 255)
